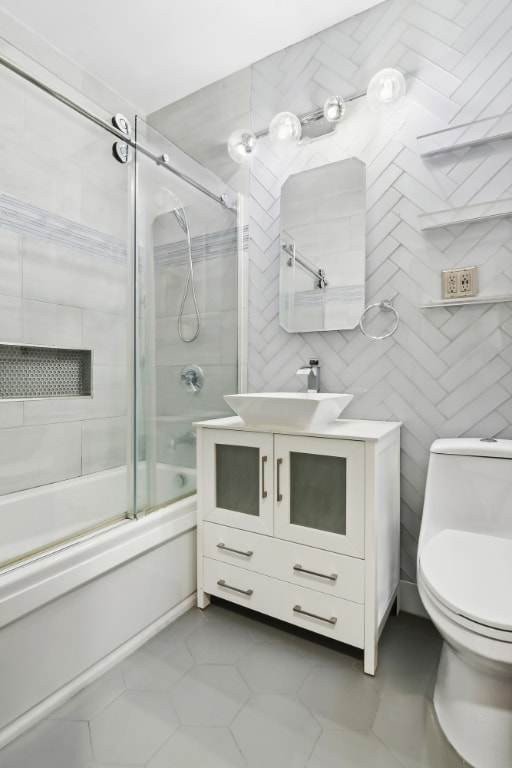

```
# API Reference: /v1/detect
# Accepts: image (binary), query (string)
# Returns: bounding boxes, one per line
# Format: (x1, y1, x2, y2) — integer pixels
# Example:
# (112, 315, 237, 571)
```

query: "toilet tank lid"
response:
(431, 438, 512, 459)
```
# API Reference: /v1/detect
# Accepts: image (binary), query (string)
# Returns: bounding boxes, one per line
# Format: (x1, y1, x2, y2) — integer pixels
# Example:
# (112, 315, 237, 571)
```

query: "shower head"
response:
(173, 207, 188, 234)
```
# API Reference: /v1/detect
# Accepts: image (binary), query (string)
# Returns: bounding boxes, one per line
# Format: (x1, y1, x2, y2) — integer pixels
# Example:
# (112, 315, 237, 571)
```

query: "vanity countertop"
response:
(194, 415, 401, 441)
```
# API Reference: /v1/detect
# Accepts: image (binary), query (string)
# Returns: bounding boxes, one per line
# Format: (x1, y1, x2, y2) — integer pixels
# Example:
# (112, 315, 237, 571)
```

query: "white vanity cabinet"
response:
(195, 416, 401, 674)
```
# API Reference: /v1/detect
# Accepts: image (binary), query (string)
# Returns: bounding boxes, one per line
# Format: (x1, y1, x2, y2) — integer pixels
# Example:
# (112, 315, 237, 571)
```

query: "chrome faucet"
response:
(296, 359, 320, 393)
(170, 430, 197, 451)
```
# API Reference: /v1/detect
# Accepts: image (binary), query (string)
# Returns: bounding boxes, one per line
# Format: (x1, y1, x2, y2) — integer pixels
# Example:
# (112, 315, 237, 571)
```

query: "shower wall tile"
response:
(0, 228, 22, 298)
(21, 299, 83, 348)
(82, 417, 127, 475)
(155, 312, 221, 367)
(83, 310, 127, 366)
(0, 422, 81, 495)
(0, 296, 22, 343)
(23, 366, 127, 426)
(22, 238, 127, 316)
(221, 310, 238, 366)
(0, 401, 23, 429)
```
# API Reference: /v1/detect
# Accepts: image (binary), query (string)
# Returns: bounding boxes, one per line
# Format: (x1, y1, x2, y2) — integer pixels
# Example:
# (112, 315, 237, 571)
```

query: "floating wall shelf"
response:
(421, 295, 512, 309)
(419, 198, 512, 230)
(418, 112, 512, 157)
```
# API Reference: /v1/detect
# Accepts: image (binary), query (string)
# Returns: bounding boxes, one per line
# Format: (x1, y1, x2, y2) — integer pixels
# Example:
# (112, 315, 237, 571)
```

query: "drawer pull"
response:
(217, 542, 253, 557)
(261, 455, 268, 499)
(293, 564, 338, 582)
(293, 604, 337, 625)
(276, 457, 283, 501)
(217, 579, 253, 596)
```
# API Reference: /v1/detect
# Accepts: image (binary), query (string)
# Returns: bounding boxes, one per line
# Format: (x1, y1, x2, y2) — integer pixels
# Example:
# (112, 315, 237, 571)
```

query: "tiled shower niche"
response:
(0, 344, 92, 399)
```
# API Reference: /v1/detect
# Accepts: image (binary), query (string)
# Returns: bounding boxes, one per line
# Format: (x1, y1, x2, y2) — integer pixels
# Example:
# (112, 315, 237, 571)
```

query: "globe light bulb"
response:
(227, 128, 257, 163)
(323, 96, 346, 122)
(366, 68, 406, 111)
(268, 112, 302, 144)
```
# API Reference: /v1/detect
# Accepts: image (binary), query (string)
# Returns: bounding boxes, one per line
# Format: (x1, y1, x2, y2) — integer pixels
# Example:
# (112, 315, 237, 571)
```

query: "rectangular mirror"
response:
(279, 158, 366, 332)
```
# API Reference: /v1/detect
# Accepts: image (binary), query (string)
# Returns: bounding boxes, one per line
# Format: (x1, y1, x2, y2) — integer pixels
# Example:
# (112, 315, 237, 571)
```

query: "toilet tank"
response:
(418, 438, 512, 556)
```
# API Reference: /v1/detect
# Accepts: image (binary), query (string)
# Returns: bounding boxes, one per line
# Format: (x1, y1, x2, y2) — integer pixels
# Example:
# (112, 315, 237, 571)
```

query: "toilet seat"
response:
(419, 529, 512, 636)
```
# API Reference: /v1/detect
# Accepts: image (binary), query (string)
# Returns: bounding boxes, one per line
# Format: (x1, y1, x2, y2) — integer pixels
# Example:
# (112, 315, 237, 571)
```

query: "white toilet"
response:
(417, 438, 512, 768)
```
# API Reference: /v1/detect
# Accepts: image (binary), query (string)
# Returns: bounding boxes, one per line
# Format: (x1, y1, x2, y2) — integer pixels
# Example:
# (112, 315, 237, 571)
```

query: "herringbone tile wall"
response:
(247, 0, 512, 581)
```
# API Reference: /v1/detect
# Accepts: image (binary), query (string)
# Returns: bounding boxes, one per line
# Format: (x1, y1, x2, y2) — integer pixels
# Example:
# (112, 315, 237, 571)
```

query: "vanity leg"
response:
(364, 643, 377, 676)
(197, 588, 211, 609)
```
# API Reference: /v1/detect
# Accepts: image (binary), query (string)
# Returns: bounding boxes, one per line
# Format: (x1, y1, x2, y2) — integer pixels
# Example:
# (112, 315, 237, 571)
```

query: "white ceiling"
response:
(0, 0, 384, 114)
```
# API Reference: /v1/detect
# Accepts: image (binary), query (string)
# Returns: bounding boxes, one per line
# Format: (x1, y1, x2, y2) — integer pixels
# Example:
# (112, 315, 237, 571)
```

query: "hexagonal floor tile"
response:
(89, 689, 178, 764)
(372, 694, 464, 767)
(0, 720, 92, 768)
(237, 641, 311, 693)
(307, 729, 406, 768)
(121, 639, 194, 691)
(299, 665, 380, 729)
(185, 617, 254, 663)
(49, 666, 125, 721)
(231, 693, 321, 767)
(171, 664, 250, 725)
(148, 725, 246, 767)
(354, 614, 442, 698)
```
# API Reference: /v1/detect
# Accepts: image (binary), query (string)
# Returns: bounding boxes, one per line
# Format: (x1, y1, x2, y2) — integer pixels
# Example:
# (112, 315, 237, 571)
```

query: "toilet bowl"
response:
(418, 440, 512, 768)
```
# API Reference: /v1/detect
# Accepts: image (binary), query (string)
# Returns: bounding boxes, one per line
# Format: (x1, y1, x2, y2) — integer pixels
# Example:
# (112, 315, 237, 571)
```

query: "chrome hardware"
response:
(359, 299, 399, 340)
(261, 455, 268, 499)
(170, 430, 196, 450)
(276, 457, 283, 502)
(180, 364, 204, 392)
(293, 605, 337, 625)
(296, 359, 320, 392)
(112, 141, 132, 164)
(293, 564, 338, 581)
(217, 579, 253, 596)
(111, 113, 131, 136)
(217, 543, 253, 557)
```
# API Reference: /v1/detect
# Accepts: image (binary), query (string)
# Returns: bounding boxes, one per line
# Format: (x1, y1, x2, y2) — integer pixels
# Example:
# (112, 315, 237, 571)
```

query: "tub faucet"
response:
(296, 359, 320, 393)
(170, 430, 197, 451)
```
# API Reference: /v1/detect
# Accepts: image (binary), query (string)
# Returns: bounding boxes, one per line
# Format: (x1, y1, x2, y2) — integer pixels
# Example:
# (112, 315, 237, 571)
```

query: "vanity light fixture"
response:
(227, 67, 406, 163)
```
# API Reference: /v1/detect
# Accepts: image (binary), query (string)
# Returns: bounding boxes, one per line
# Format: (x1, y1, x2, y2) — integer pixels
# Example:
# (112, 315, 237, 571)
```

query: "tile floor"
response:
(0, 600, 472, 768)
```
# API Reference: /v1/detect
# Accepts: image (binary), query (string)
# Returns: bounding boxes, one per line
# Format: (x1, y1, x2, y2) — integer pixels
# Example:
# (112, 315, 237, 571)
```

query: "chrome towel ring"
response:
(359, 299, 399, 340)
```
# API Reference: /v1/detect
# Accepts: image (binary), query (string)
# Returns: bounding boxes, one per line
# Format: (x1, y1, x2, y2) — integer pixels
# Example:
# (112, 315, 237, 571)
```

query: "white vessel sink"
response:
(224, 392, 353, 430)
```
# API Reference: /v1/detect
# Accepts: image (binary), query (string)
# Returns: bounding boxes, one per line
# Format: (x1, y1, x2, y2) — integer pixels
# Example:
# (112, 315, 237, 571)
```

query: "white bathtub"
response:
(0, 462, 197, 566)
(0, 466, 197, 747)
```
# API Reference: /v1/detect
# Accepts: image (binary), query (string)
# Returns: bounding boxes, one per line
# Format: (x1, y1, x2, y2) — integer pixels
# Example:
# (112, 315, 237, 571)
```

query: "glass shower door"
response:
(0, 46, 132, 567)
(133, 117, 239, 514)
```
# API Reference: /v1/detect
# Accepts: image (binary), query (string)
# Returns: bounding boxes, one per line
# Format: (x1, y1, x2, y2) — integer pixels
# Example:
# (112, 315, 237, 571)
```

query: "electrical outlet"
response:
(441, 267, 478, 299)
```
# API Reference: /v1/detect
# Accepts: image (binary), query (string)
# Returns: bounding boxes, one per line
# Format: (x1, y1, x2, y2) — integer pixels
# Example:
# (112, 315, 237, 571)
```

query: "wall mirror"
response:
(279, 158, 366, 332)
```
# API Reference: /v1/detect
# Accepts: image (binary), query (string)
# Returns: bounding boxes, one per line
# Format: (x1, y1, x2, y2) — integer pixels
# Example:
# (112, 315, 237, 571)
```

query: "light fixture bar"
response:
(254, 91, 365, 139)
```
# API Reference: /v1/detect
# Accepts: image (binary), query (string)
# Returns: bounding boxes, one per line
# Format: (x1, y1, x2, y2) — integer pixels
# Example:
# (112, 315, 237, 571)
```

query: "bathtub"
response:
(0, 464, 197, 747)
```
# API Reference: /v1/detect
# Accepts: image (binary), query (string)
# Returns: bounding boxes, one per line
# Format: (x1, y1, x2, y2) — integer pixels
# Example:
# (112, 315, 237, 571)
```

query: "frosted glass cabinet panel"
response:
(202, 428, 274, 535)
(274, 434, 364, 557)
(216, 444, 259, 517)
(289, 452, 347, 535)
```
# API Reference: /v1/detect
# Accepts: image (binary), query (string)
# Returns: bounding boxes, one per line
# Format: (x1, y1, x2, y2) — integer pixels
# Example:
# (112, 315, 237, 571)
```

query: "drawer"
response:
(202, 522, 364, 603)
(203, 557, 364, 649)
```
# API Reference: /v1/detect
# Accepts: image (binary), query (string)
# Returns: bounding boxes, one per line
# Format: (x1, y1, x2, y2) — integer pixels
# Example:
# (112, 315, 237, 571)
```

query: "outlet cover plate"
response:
(441, 267, 478, 299)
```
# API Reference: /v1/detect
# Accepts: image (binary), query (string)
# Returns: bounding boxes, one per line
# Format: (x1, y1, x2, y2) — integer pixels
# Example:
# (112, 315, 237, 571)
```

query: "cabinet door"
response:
(273, 434, 365, 557)
(201, 428, 274, 535)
